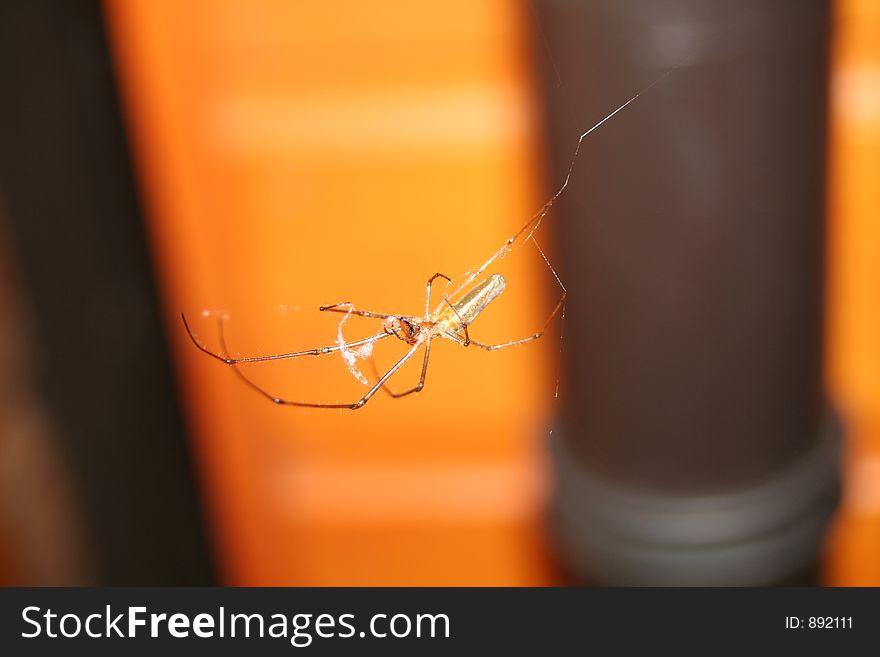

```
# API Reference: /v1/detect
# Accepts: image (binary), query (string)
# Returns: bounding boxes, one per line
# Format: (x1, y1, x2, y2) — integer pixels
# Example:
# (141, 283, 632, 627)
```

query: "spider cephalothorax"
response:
(384, 316, 424, 345)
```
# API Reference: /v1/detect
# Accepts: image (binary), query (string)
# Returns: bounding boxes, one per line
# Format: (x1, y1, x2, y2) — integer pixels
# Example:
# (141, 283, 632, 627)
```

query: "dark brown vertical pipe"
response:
(534, 0, 839, 585)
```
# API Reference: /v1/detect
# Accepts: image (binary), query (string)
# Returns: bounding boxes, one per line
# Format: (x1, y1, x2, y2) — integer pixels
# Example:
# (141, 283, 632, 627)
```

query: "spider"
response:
(182, 249, 566, 410)
(182, 85, 654, 409)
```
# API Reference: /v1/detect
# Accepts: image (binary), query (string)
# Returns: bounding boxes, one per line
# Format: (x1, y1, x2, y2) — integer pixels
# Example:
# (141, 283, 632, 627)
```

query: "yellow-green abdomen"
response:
(436, 273, 506, 332)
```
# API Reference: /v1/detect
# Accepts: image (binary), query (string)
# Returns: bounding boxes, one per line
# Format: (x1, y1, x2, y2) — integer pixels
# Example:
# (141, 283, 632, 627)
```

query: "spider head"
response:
(384, 316, 421, 345)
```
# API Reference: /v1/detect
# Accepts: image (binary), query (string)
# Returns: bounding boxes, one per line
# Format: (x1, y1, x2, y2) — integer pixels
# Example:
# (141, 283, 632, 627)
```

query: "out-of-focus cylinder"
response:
(535, 0, 839, 585)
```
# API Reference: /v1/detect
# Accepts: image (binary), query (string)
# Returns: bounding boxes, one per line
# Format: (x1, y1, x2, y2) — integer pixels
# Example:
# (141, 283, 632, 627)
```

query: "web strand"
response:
(442, 67, 675, 308)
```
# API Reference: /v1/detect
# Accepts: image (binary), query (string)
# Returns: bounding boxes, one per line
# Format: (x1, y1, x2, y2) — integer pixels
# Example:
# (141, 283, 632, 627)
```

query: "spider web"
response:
(336, 306, 374, 385)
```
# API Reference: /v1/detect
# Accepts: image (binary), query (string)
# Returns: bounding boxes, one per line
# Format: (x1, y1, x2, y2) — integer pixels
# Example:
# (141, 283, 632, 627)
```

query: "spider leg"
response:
(467, 291, 566, 351)
(424, 273, 452, 317)
(218, 315, 421, 409)
(367, 337, 433, 398)
(441, 297, 470, 346)
(427, 273, 475, 349)
(182, 312, 389, 364)
(318, 302, 395, 320)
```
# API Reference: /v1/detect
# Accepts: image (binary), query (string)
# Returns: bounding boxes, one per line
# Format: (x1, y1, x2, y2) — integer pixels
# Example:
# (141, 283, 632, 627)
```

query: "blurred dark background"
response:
(0, 0, 212, 585)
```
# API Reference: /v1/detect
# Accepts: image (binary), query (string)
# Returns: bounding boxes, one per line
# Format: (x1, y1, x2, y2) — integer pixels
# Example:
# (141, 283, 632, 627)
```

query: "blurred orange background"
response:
(103, 0, 558, 585)
(90, 0, 880, 585)
(825, 0, 880, 586)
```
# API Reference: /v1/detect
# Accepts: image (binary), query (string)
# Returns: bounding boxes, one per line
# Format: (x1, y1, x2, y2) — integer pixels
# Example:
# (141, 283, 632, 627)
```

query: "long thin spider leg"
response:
(182, 312, 389, 364)
(211, 314, 337, 407)
(444, 73, 673, 303)
(424, 273, 452, 318)
(467, 292, 566, 352)
(367, 338, 433, 398)
(222, 328, 422, 410)
(319, 302, 395, 320)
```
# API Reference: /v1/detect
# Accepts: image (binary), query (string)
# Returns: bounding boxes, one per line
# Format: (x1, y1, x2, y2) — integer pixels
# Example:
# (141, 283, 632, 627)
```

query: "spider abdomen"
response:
(436, 273, 506, 332)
